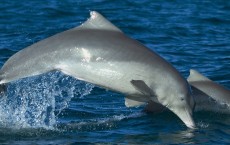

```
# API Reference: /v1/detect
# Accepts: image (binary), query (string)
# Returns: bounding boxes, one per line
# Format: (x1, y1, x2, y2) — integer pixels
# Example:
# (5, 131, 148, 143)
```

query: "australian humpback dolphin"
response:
(188, 69, 230, 106)
(0, 11, 195, 128)
(146, 69, 230, 113)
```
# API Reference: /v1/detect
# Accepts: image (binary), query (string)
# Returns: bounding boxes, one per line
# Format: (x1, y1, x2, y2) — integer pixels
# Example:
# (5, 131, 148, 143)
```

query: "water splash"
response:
(57, 112, 145, 132)
(0, 71, 94, 129)
(197, 121, 209, 128)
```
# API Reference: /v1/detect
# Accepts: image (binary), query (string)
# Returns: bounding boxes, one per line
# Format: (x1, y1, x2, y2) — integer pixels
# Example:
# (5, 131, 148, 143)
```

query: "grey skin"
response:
(0, 11, 195, 128)
(188, 69, 230, 107)
(146, 69, 230, 114)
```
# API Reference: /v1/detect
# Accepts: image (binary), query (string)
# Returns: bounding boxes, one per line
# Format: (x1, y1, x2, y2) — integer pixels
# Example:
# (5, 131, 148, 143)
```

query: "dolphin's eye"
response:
(180, 98, 184, 101)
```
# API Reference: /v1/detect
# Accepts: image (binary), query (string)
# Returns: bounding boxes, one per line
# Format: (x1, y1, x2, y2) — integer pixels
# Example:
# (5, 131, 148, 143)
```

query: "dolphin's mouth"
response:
(170, 107, 196, 129)
(183, 108, 196, 129)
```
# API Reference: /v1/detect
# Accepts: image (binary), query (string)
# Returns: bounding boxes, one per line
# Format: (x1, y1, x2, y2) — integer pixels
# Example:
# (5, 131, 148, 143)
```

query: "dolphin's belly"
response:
(60, 56, 151, 96)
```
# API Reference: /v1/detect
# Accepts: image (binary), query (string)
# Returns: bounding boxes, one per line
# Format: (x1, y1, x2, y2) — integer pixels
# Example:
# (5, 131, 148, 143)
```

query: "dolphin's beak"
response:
(172, 107, 196, 129)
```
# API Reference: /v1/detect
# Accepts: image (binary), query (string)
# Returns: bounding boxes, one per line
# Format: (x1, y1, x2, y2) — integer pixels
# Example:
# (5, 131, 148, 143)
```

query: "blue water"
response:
(0, 0, 230, 144)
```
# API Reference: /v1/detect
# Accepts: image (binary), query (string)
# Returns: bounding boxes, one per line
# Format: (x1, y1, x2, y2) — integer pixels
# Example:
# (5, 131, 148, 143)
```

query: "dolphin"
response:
(146, 69, 230, 113)
(188, 69, 230, 106)
(0, 11, 195, 128)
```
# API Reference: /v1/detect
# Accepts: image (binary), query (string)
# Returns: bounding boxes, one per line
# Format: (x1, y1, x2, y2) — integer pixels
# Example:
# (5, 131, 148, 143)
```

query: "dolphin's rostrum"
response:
(0, 11, 195, 128)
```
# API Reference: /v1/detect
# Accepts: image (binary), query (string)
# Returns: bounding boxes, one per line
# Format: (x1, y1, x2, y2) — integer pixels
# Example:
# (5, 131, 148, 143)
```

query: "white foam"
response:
(0, 71, 94, 129)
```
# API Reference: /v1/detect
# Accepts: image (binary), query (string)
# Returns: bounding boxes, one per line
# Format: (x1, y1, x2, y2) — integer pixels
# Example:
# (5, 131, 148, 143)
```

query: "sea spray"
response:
(56, 112, 145, 132)
(0, 71, 94, 129)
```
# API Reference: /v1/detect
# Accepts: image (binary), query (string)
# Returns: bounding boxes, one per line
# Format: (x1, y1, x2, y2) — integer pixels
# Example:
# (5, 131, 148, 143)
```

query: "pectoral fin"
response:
(125, 95, 151, 107)
(131, 80, 154, 96)
(125, 97, 146, 107)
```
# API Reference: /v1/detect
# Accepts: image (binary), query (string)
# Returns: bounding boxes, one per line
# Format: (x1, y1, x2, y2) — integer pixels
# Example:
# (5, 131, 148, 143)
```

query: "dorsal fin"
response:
(187, 69, 211, 82)
(75, 11, 122, 32)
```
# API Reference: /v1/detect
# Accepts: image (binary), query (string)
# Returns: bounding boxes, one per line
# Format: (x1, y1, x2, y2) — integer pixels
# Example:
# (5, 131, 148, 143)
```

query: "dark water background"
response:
(0, 0, 230, 144)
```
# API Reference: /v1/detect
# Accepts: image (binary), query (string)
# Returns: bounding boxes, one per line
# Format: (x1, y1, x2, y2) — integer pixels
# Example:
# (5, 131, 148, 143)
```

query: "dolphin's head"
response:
(157, 85, 196, 129)
(170, 92, 196, 129)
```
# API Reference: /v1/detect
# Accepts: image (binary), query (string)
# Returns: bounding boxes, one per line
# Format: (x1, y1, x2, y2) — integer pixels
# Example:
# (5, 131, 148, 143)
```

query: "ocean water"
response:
(0, 0, 230, 144)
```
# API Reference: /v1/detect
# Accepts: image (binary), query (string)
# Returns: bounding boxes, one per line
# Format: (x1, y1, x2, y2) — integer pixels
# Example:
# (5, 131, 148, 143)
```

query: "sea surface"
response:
(0, 0, 230, 144)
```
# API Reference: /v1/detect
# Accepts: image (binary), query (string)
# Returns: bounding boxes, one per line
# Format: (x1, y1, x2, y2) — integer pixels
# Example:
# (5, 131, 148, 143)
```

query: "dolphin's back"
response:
(0, 11, 186, 95)
(1, 29, 184, 102)
(188, 69, 230, 104)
